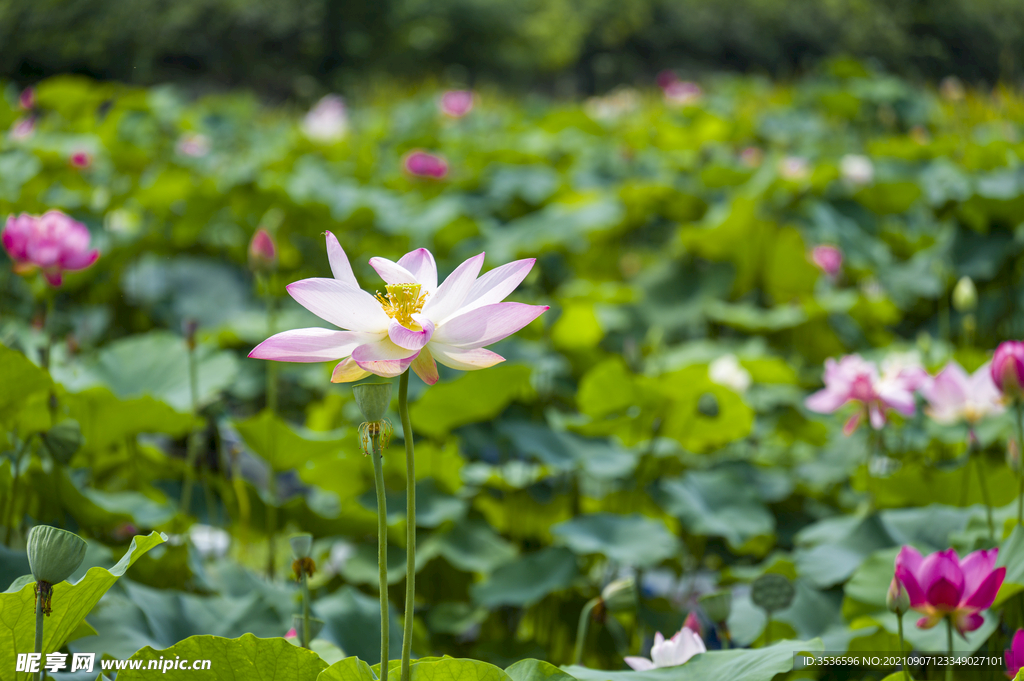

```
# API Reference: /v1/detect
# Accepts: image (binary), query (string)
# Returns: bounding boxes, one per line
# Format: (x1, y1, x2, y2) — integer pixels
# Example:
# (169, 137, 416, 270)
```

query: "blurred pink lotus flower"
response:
(923, 361, 1004, 425)
(894, 545, 1004, 636)
(779, 156, 809, 181)
(70, 151, 92, 169)
(177, 132, 210, 157)
(403, 150, 449, 179)
(805, 354, 917, 434)
(663, 81, 702, 106)
(810, 245, 842, 277)
(992, 341, 1024, 400)
(248, 228, 277, 271)
(440, 90, 474, 117)
(9, 117, 34, 140)
(302, 95, 348, 143)
(2, 211, 99, 286)
(624, 626, 705, 670)
(656, 70, 678, 89)
(740, 147, 763, 168)
(1006, 629, 1024, 678)
(249, 232, 548, 385)
(880, 351, 930, 392)
(19, 87, 34, 110)
(285, 627, 298, 639)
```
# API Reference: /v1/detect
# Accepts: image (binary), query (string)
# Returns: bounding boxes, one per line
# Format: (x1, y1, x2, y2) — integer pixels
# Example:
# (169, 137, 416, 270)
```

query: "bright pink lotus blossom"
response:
(923, 361, 1004, 425)
(19, 87, 34, 110)
(2, 211, 99, 285)
(440, 90, 474, 117)
(249, 233, 548, 385)
(1005, 629, 1024, 678)
(624, 626, 705, 670)
(894, 546, 1004, 636)
(248, 229, 277, 271)
(805, 354, 917, 434)
(992, 341, 1024, 400)
(404, 150, 448, 179)
(810, 245, 842, 277)
(70, 151, 92, 169)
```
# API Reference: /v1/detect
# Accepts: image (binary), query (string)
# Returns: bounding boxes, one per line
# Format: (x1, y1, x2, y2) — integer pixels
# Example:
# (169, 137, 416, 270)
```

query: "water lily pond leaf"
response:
(428, 518, 518, 574)
(0, 343, 51, 423)
(563, 638, 823, 681)
(64, 386, 195, 453)
(506, 659, 577, 681)
(234, 409, 349, 473)
(471, 547, 579, 607)
(115, 633, 327, 680)
(410, 364, 534, 438)
(410, 657, 513, 681)
(0, 532, 165, 681)
(551, 513, 678, 568)
(317, 586, 403, 665)
(317, 656, 377, 681)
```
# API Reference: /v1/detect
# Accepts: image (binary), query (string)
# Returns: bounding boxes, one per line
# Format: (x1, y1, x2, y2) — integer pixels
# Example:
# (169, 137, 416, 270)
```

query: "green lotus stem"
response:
(265, 279, 278, 578)
(35, 586, 44, 681)
(573, 597, 599, 665)
(372, 430, 389, 681)
(896, 612, 909, 681)
(3, 436, 29, 547)
(399, 370, 415, 681)
(945, 616, 953, 681)
(300, 570, 312, 649)
(970, 435, 995, 540)
(180, 333, 201, 517)
(1017, 402, 1024, 527)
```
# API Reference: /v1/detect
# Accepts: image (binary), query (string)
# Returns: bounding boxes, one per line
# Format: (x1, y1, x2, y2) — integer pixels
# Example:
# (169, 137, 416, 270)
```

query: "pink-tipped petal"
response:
(286, 278, 390, 332)
(397, 248, 438, 292)
(430, 343, 505, 371)
(411, 347, 439, 385)
(249, 328, 379, 362)
(960, 548, 999, 597)
(351, 337, 419, 378)
(895, 546, 927, 607)
(623, 657, 656, 672)
(917, 613, 943, 629)
(326, 232, 359, 288)
(460, 258, 536, 312)
(422, 253, 485, 322)
(920, 550, 965, 610)
(433, 302, 549, 349)
(805, 388, 849, 414)
(369, 257, 419, 286)
(842, 411, 862, 436)
(955, 612, 985, 635)
(388, 315, 435, 351)
(60, 248, 99, 270)
(331, 357, 372, 383)
(962, 566, 1005, 610)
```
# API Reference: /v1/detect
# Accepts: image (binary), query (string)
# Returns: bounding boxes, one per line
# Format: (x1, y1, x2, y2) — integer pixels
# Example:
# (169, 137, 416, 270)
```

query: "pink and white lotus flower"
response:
(249, 233, 548, 385)
(805, 354, 918, 434)
(624, 626, 706, 670)
(922, 361, 1003, 425)
(2, 211, 99, 285)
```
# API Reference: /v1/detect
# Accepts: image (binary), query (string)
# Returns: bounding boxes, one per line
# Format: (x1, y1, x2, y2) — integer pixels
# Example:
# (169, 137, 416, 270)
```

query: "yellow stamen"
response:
(376, 283, 427, 329)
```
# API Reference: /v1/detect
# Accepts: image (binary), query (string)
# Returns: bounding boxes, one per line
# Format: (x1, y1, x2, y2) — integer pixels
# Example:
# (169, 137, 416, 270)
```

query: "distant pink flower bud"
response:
(992, 341, 1024, 400)
(740, 147, 763, 168)
(656, 70, 678, 89)
(177, 132, 210, 158)
(663, 81, 702, 106)
(9, 117, 34, 140)
(249, 229, 278, 271)
(70, 151, 92, 169)
(403, 150, 449, 179)
(2, 211, 100, 286)
(440, 90, 474, 118)
(683, 611, 703, 638)
(19, 87, 35, 110)
(285, 627, 298, 639)
(810, 245, 842, 277)
(1006, 629, 1024, 679)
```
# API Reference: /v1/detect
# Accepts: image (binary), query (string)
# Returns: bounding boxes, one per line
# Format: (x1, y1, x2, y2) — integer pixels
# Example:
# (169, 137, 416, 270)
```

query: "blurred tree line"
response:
(0, 0, 1022, 94)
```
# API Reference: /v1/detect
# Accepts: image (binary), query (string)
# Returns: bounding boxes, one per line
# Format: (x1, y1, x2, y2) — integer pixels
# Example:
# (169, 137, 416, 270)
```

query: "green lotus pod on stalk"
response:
(353, 382, 393, 423)
(952, 276, 977, 313)
(41, 420, 83, 465)
(28, 525, 87, 585)
(600, 577, 637, 614)
(751, 573, 794, 614)
(289, 533, 313, 560)
(699, 589, 733, 624)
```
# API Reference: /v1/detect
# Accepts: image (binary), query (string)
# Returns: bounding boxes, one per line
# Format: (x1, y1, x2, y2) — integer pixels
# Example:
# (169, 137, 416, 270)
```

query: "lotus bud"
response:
(683, 610, 703, 637)
(289, 533, 312, 560)
(27, 525, 87, 586)
(291, 615, 324, 642)
(886, 577, 910, 615)
(248, 228, 278, 272)
(182, 318, 199, 351)
(41, 420, 83, 464)
(697, 393, 719, 418)
(750, 573, 795, 614)
(952, 276, 977, 313)
(600, 577, 637, 614)
(992, 341, 1024, 400)
(698, 589, 733, 624)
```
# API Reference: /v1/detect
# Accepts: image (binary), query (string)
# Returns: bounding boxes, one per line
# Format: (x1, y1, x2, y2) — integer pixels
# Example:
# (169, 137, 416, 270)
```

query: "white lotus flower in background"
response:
(840, 154, 874, 186)
(302, 95, 348, 143)
(189, 524, 230, 559)
(624, 626, 706, 670)
(709, 354, 751, 393)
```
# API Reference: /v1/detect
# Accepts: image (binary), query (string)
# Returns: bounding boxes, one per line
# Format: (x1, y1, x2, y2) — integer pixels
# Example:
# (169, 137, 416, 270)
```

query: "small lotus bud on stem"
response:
(248, 228, 278, 273)
(952, 276, 977, 313)
(600, 577, 637, 615)
(182, 318, 199, 351)
(887, 577, 910, 615)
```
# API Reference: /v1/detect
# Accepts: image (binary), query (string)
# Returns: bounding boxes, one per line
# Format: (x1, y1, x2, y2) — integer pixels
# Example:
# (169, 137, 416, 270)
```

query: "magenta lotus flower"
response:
(2, 211, 99, 286)
(440, 90, 474, 117)
(19, 87, 34, 110)
(70, 151, 92, 169)
(248, 233, 548, 385)
(404, 150, 449, 179)
(923, 361, 1004, 425)
(248, 228, 277, 271)
(624, 626, 705, 671)
(894, 546, 1004, 636)
(1006, 629, 1024, 678)
(656, 70, 678, 89)
(992, 341, 1024, 400)
(805, 354, 917, 434)
(811, 245, 842, 277)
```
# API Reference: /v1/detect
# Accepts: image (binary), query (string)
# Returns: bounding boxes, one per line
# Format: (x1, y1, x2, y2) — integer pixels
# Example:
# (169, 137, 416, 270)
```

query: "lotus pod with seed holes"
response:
(27, 525, 87, 584)
(750, 573, 794, 614)
(290, 533, 312, 560)
(292, 615, 324, 642)
(699, 589, 732, 624)
(353, 382, 393, 423)
(41, 420, 82, 464)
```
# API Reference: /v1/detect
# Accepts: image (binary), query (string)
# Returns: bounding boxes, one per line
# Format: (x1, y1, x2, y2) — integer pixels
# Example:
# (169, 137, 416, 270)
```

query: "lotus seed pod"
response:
(292, 615, 324, 642)
(353, 382, 393, 423)
(600, 577, 637, 614)
(41, 420, 82, 464)
(750, 573, 795, 614)
(290, 533, 313, 560)
(27, 525, 87, 584)
(952, 276, 977, 313)
(697, 393, 719, 418)
(698, 589, 733, 624)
